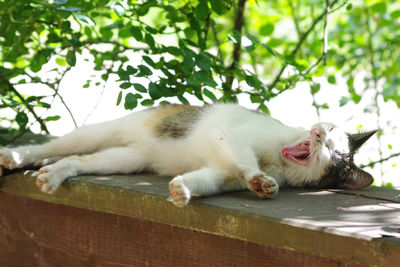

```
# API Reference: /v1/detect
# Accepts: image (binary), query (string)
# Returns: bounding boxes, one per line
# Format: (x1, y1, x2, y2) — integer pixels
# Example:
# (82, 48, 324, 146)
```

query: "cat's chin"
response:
(281, 139, 311, 165)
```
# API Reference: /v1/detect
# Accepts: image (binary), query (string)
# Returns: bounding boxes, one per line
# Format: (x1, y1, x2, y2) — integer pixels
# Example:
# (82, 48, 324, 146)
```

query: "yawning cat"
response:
(0, 104, 376, 207)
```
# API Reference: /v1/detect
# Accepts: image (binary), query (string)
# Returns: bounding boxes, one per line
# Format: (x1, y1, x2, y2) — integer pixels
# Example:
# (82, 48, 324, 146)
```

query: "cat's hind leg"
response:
(36, 146, 148, 194)
(169, 168, 246, 207)
(0, 120, 129, 171)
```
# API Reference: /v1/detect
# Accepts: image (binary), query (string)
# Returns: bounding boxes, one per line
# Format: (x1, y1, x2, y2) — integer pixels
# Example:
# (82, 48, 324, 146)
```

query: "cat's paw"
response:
(36, 166, 65, 194)
(0, 147, 19, 170)
(169, 176, 191, 207)
(246, 174, 278, 198)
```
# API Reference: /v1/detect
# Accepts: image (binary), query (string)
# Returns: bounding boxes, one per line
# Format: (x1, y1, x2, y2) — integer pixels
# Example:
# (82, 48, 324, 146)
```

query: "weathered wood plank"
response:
(0, 192, 362, 267)
(328, 187, 400, 203)
(1, 172, 400, 266)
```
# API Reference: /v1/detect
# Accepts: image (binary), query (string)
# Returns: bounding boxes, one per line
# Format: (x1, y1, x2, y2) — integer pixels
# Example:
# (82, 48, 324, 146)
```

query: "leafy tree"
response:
(0, 0, 399, 177)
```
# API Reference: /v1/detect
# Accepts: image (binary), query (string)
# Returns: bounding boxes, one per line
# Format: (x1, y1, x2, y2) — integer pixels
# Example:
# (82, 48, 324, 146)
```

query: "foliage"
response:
(0, 0, 399, 170)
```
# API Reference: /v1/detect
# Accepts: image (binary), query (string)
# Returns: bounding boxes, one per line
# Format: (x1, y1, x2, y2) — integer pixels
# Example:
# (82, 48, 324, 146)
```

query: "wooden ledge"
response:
(1, 131, 399, 265)
(1, 169, 400, 266)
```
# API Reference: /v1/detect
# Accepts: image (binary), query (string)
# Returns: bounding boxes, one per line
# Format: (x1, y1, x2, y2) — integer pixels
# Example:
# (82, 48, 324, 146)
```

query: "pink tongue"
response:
(282, 140, 310, 162)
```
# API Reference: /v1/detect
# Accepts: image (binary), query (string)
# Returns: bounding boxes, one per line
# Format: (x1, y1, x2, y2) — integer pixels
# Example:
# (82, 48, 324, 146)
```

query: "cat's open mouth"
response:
(281, 140, 311, 165)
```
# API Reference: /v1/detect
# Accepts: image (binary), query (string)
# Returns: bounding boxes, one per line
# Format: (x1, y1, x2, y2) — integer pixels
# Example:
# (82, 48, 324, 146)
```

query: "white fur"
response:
(0, 104, 345, 206)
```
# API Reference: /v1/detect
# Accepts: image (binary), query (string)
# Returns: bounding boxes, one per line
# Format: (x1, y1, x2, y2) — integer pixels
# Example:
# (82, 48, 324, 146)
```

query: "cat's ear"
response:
(349, 130, 378, 153)
(344, 165, 374, 189)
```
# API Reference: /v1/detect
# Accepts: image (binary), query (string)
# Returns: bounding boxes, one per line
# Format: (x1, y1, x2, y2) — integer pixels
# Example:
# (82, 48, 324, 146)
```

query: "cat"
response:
(0, 104, 376, 207)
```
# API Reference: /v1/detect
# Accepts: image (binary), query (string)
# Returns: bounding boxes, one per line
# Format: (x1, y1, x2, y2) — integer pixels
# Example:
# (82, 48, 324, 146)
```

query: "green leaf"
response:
(117, 66, 129, 81)
(45, 115, 61, 122)
(178, 95, 189, 105)
(245, 75, 255, 87)
(101, 73, 109, 81)
(165, 46, 181, 56)
(203, 88, 217, 102)
(311, 83, 320, 93)
(38, 102, 51, 108)
(141, 99, 154, 106)
(195, 71, 217, 87)
(196, 54, 211, 71)
(294, 59, 309, 71)
(99, 27, 113, 39)
(62, 21, 72, 33)
(187, 76, 201, 87)
(182, 53, 195, 73)
(346, 4, 353, 11)
(126, 65, 137, 75)
(116, 91, 123, 105)
(385, 182, 393, 189)
(370, 2, 386, 13)
(195, 0, 209, 19)
(66, 50, 76, 67)
(133, 83, 147, 93)
(149, 83, 162, 100)
(209, 0, 223, 15)
(250, 94, 262, 103)
(327, 75, 336, 84)
(137, 65, 153, 76)
(320, 103, 329, 109)
(145, 33, 156, 49)
(388, 144, 393, 150)
(75, 13, 95, 26)
(119, 82, 132, 89)
(351, 93, 361, 104)
(260, 23, 274, 36)
(142, 56, 156, 67)
(391, 10, 400, 18)
(124, 93, 137, 110)
(55, 57, 67, 66)
(258, 103, 270, 114)
(16, 112, 28, 128)
(145, 26, 158, 34)
(106, 22, 124, 29)
(130, 26, 143, 41)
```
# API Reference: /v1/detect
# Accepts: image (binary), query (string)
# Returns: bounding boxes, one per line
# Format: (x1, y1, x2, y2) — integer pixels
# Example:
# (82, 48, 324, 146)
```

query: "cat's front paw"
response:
(0, 148, 19, 171)
(246, 174, 279, 199)
(169, 176, 191, 207)
(36, 166, 65, 194)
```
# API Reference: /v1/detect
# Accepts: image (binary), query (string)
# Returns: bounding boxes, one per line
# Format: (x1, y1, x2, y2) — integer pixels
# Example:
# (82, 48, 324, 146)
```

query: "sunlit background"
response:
(1, 0, 399, 188)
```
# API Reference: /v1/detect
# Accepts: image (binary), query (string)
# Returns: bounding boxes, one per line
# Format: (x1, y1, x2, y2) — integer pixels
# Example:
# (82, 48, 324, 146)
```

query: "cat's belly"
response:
(145, 143, 205, 177)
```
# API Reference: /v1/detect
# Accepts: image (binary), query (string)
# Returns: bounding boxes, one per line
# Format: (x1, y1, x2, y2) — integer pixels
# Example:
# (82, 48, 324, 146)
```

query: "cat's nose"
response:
(310, 128, 322, 137)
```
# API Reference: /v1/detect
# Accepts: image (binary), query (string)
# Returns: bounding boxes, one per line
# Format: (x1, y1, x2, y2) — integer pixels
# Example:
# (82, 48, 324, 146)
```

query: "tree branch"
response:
(267, 0, 338, 91)
(360, 152, 400, 169)
(288, 0, 302, 38)
(5, 81, 49, 134)
(224, 0, 246, 95)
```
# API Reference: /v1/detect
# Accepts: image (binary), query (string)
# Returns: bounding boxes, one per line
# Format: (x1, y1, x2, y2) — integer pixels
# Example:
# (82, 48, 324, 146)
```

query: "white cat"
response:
(0, 104, 376, 207)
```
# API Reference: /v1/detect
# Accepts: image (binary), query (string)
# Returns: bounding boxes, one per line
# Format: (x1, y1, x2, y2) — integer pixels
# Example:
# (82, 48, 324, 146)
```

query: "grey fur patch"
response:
(155, 106, 205, 138)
